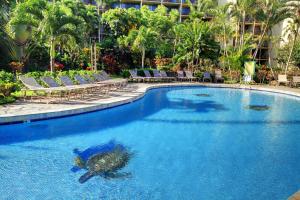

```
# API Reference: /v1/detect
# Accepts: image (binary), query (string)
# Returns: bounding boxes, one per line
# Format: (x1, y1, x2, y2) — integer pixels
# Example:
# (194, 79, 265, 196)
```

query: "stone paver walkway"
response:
(0, 83, 299, 124)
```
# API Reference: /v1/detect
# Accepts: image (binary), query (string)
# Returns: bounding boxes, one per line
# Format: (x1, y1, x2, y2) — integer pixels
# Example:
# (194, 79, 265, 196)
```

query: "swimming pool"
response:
(0, 86, 300, 200)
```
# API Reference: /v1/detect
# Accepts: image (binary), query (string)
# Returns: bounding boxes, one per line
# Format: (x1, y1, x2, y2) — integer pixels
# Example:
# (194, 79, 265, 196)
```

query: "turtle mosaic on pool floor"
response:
(195, 94, 212, 97)
(71, 140, 133, 184)
(245, 105, 271, 111)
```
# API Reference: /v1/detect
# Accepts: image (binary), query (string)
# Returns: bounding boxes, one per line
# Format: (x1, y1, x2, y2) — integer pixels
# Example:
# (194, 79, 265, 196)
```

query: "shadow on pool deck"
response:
(0, 87, 229, 145)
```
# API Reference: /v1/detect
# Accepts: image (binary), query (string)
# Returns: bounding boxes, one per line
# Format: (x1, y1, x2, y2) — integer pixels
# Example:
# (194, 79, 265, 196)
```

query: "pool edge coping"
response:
(1, 83, 299, 125)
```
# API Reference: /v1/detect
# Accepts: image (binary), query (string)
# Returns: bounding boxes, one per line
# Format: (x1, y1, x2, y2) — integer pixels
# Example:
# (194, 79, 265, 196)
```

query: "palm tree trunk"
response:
(94, 42, 97, 71)
(252, 20, 256, 37)
(235, 20, 239, 48)
(141, 47, 145, 68)
(223, 24, 231, 80)
(268, 33, 272, 66)
(172, 38, 177, 66)
(192, 45, 195, 68)
(241, 11, 246, 48)
(285, 30, 299, 74)
(97, 0, 102, 43)
(50, 37, 54, 73)
(90, 41, 93, 69)
(253, 20, 269, 59)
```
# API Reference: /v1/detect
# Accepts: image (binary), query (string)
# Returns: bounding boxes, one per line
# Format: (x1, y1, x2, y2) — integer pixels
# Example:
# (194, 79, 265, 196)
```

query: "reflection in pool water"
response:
(195, 93, 212, 97)
(245, 105, 271, 111)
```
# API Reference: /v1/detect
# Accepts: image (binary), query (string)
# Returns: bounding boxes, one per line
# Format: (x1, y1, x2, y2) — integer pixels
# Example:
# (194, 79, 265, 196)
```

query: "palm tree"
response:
(228, 0, 256, 48)
(62, 0, 98, 43)
(9, 0, 82, 72)
(284, 19, 299, 73)
(95, 0, 117, 42)
(5, 0, 45, 66)
(44, 3, 82, 72)
(252, 0, 291, 60)
(119, 26, 158, 68)
(173, 20, 219, 70)
(212, 5, 233, 77)
(188, 0, 218, 21)
(283, 0, 300, 73)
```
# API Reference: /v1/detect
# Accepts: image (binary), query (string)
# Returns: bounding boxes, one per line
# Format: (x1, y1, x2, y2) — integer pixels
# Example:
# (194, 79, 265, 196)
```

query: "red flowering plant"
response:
(102, 54, 117, 67)
(54, 62, 64, 71)
(9, 61, 24, 73)
(256, 64, 273, 83)
(154, 58, 172, 67)
(79, 63, 85, 68)
(102, 54, 119, 74)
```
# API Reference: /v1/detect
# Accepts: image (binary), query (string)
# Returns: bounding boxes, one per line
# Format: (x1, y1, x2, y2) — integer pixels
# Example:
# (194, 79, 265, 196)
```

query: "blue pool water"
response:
(0, 87, 300, 200)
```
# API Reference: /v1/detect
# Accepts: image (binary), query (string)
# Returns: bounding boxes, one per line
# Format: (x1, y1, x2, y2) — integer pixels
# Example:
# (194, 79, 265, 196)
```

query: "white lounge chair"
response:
(292, 76, 300, 87)
(214, 70, 224, 83)
(185, 71, 198, 82)
(277, 74, 290, 86)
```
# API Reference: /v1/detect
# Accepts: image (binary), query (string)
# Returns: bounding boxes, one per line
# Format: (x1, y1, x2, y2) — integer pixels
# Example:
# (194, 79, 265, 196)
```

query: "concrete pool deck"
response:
(0, 82, 300, 125)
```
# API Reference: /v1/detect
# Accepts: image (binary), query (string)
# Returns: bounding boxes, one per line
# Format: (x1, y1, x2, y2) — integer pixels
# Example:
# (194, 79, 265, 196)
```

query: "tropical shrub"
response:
(288, 41, 300, 68)
(121, 70, 131, 78)
(102, 54, 119, 74)
(9, 61, 24, 73)
(173, 20, 220, 70)
(154, 58, 173, 70)
(0, 71, 20, 104)
(0, 70, 15, 83)
(0, 83, 19, 97)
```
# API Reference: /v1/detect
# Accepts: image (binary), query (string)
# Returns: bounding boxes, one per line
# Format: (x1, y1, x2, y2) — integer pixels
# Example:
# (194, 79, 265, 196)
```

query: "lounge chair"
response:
(177, 71, 190, 81)
(74, 74, 106, 94)
(214, 70, 224, 83)
(152, 69, 163, 81)
(152, 69, 165, 82)
(185, 71, 198, 82)
(292, 76, 300, 87)
(160, 71, 176, 81)
(129, 70, 146, 82)
(75, 74, 105, 88)
(98, 71, 127, 88)
(74, 74, 90, 85)
(41, 76, 84, 99)
(19, 76, 70, 102)
(59, 76, 97, 95)
(202, 72, 212, 82)
(59, 76, 75, 86)
(85, 74, 119, 88)
(60, 75, 92, 87)
(143, 70, 157, 82)
(277, 74, 290, 86)
(81, 74, 113, 94)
